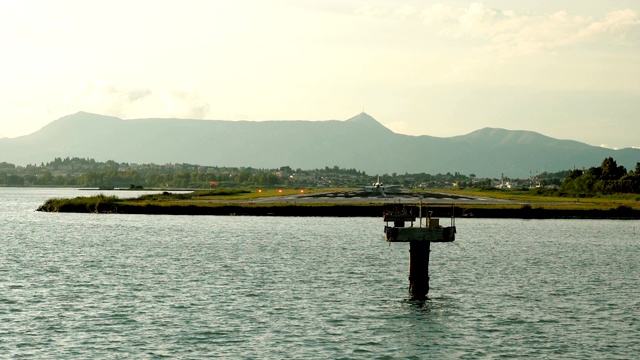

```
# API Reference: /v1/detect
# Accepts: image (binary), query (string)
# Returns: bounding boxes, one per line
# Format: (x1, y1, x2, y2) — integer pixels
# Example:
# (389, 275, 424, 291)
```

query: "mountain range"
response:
(1, 111, 638, 178)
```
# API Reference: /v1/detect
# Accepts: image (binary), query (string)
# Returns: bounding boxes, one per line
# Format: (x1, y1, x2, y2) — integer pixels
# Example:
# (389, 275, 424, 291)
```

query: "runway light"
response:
(278, 189, 283, 193)
(300, 190, 304, 193)
(258, 189, 262, 193)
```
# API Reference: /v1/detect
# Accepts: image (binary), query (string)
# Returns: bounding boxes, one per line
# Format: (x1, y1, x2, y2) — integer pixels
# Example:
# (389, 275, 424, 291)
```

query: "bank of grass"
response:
(38, 194, 120, 213)
(439, 188, 640, 211)
(37, 188, 356, 213)
(36, 187, 640, 217)
(37, 190, 382, 216)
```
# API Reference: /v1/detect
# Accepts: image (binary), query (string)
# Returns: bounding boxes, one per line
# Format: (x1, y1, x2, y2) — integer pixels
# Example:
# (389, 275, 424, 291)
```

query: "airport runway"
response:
(248, 190, 516, 205)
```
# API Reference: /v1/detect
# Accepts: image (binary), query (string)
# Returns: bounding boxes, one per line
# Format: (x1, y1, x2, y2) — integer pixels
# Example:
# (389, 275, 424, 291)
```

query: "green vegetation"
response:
(36, 190, 386, 217)
(36, 188, 359, 212)
(36, 188, 640, 217)
(442, 157, 640, 211)
(33, 156, 640, 216)
(1, 158, 372, 188)
(2, 156, 576, 190)
(559, 157, 640, 196)
(38, 194, 120, 213)
(0, 157, 488, 189)
(446, 189, 640, 211)
(9, 156, 640, 214)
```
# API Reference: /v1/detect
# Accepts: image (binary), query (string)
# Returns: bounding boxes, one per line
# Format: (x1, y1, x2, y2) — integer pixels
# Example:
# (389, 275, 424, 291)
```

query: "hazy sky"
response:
(1, 0, 639, 149)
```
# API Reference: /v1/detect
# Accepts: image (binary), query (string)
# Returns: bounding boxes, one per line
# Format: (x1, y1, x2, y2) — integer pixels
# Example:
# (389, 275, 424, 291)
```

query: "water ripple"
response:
(1, 189, 640, 358)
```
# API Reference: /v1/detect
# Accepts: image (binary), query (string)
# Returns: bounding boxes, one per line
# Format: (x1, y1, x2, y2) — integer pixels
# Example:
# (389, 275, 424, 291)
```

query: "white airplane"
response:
(363, 176, 401, 194)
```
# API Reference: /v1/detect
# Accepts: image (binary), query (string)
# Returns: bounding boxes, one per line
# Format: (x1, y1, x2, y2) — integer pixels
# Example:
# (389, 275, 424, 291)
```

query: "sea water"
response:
(1, 188, 639, 358)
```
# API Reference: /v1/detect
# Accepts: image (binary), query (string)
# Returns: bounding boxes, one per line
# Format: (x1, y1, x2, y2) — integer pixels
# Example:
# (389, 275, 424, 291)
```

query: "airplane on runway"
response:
(363, 176, 401, 195)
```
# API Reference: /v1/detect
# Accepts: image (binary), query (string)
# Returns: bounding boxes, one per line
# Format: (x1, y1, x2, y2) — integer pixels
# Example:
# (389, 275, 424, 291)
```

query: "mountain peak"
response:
(344, 112, 393, 133)
(33, 112, 122, 139)
(346, 112, 378, 124)
(61, 111, 122, 122)
(6, 111, 637, 177)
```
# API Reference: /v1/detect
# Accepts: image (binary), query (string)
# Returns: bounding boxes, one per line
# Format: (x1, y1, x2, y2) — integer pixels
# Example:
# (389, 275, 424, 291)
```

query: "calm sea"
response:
(1, 188, 639, 359)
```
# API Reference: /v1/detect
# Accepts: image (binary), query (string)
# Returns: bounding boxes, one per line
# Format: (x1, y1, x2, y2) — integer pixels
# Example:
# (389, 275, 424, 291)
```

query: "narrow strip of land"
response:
(36, 188, 640, 219)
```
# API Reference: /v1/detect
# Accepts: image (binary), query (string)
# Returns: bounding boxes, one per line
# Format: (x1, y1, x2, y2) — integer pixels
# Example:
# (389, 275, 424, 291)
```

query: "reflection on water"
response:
(1, 187, 639, 358)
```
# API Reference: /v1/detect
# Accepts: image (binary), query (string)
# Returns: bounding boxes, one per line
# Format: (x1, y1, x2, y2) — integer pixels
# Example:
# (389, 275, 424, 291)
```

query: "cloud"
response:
(393, 5, 418, 20)
(421, 4, 458, 25)
(354, 5, 385, 18)
(99, 86, 153, 118)
(344, 2, 639, 83)
(421, 4, 640, 56)
(48, 82, 212, 120)
(388, 2, 640, 79)
(168, 92, 211, 119)
(128, 89, 152, 102)
(458, 2, 499, 29)
(600, 144, 621, 150)
(579, 9, 639, 38)
(49, 83, 153, 118)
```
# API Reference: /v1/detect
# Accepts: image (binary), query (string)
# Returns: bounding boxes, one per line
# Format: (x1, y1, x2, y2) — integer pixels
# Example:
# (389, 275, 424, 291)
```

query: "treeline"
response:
(0, 157, 491, 189)
(1, 165, 285, 188)
(560, 157, 640, 195)
(0, 156, 610, 191)
(0, 158, 372, 188)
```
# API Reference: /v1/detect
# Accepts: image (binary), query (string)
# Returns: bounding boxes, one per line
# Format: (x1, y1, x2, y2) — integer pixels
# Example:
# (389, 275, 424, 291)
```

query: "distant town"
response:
(1, 156, 570, 190)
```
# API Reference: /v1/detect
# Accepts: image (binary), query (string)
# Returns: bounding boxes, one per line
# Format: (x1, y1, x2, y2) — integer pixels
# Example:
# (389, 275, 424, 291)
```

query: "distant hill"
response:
(1, 111, 638, 178)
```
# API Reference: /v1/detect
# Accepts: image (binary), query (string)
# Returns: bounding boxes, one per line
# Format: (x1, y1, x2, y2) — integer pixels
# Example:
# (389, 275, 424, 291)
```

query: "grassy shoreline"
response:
(36, 188, 640, 219)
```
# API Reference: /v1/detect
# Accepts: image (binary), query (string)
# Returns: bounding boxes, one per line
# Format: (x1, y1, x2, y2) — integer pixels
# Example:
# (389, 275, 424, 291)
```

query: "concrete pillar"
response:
(409, 241, 431, 300)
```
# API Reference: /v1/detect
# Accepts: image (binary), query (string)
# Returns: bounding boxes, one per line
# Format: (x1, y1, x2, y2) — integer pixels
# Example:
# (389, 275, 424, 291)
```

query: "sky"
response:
(1, 0, 639, 149)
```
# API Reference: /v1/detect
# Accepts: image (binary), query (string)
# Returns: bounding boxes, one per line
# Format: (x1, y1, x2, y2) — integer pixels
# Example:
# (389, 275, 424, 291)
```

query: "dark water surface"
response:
(2, 188, 639, 358)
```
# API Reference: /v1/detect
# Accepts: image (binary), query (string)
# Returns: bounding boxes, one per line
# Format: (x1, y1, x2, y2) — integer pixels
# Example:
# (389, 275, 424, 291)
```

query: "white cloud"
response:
(51, 83, 152, 118)
(458, 2, 499, 29)
(393, 5, 418, 19)
(574, 9, 640, 48)
(47, 83, 211, 120)
(579, 9, 639, 37)
(167, 92, 211, 120)
(1, 0, 639, 149)
(464, 6, 627, 42)
(128, 89, 152, 103)
(351, 2, 639, 82)
(421, 4, 458, 25)
(408, 3, 640, 78)
(418, 2, 639, 43)
(354, 5, 385, 18)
